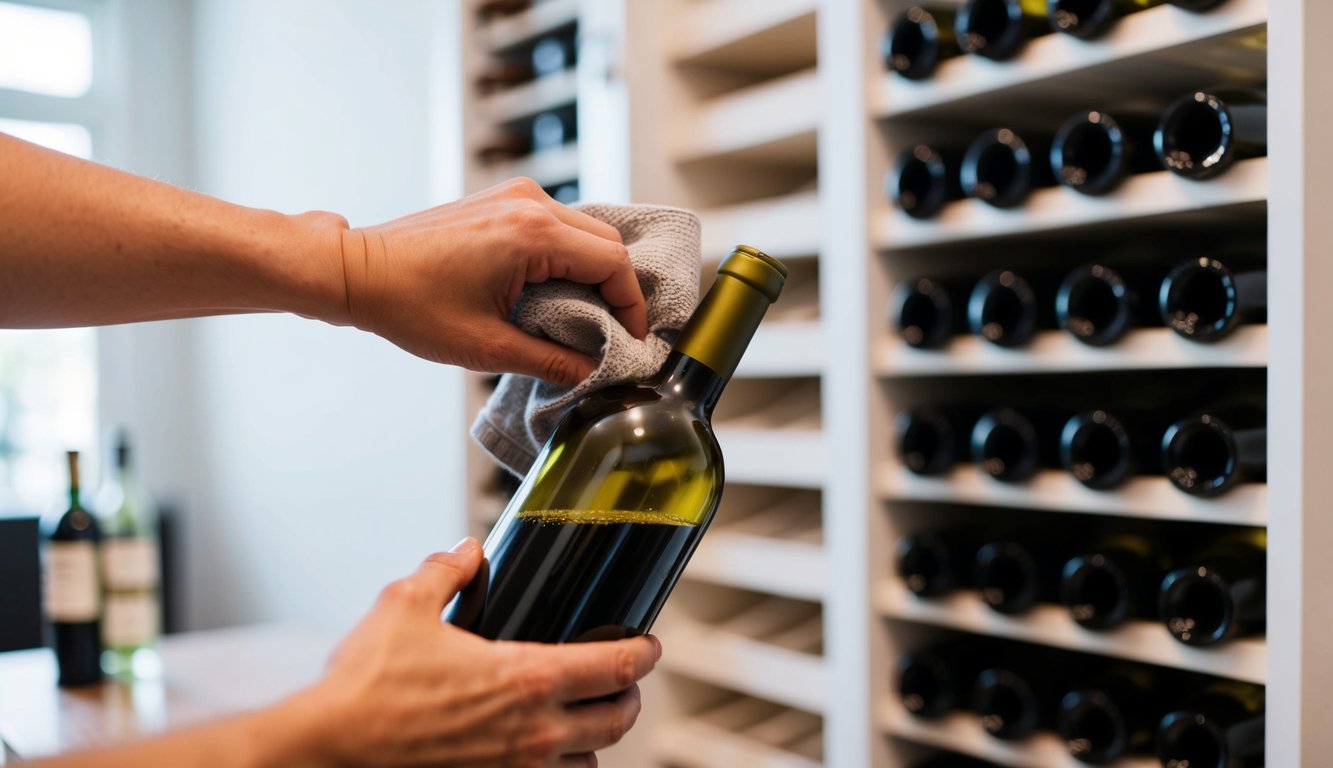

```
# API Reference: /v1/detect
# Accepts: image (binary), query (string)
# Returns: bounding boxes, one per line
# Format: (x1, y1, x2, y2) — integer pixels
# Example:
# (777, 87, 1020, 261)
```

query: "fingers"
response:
(392, 539, 483, 610)
(531, 227, 648, 341)
(560, 685, 642, 754)
(531, 635, 659, 702)
(493, 176, 623, 245)
(489, 323, 598, 388)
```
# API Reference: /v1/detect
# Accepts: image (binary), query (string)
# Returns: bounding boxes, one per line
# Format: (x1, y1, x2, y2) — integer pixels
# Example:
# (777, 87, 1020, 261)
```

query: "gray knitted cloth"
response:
(471, 204, 702, 475)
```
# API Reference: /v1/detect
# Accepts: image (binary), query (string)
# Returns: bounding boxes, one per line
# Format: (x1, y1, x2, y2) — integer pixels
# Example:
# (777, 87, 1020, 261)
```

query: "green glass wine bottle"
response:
(448, 245, 786, 642)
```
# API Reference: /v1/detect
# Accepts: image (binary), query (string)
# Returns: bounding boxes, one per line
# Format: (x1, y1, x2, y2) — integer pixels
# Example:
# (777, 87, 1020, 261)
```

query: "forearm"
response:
(0, 133, 347, 328)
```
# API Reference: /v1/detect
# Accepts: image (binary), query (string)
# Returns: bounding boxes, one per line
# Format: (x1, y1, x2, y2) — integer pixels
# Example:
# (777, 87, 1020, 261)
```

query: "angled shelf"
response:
(719, 427, 826, 489)
(477, 0, 578, 52)
(878, 464, 1268, 527)
(671, 68, 820, 165)
(874, 159, 1267, 252)
(476, 142, 579, 188)
(870, 0, 1266, 121)
(874, 326, 1268, 377)
(699, 189, 821, 260)
(880, 702, 1159, 768)
(651, 716, 822, 768)
(875, 580, 1267, 684)
(737, 320, 825, 378)
(669, 0, 817, 75)
(685, 530, 827, 602)
(478, 69, 577, 123)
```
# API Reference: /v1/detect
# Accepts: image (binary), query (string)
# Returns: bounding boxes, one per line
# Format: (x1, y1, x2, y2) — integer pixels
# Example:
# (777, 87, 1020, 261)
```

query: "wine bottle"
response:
(1155, 89, 1267, 179)
(967, 269, 1056, 347)
(1158, 529, 1265, 646)
(973, 648, 1059, 740)
(1055, 262, 1163, 345)
(531, 106, 577, 153)
(1059, 666, 1161, 763)
(1051, 109, 1162, 194)
(955, 0, 1050, 60)
(897, 530, 977, 597)
(1059, 408, 1164, 489)
(896, 405, 976, 475)
(970, 407, 1064, 482)
(975, 537, 1062, 614)
(1161, 407, 1265, 497)
(1060, 532, 1169, 629)
(530, 33, 576, 78)
(961, 128, 1055, 208)
(95, 430, 162, 679)
(1168, 0, 1229, 8)
(1156, 681, 1264, 768)
(897, 643, 988, 718)
(1158, 255, 1266, 342)
(447, 246, 786, 642)
(1048, 0, 1164, 39)
(885, 7, 962, 80)
(44, 451, 102, 686)
(888, 145, 964, 219)
(891, 276, 967, 348)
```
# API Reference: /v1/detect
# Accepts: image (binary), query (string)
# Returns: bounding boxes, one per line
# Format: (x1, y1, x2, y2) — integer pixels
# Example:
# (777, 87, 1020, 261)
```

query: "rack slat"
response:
(672, 69, 820, 164)
(685, 530, 827, 602)
(719, 427, 826, 489)
(670, 0, 817, 75)
(477, 143, 579, 188)
(659, 617, 827, 714)
(737, 321, 824, 378)
(651, 717, 822, 768)
(476, 0, 578, 52)
(700, 190, 821, 260)
(478, 69, 577, 123)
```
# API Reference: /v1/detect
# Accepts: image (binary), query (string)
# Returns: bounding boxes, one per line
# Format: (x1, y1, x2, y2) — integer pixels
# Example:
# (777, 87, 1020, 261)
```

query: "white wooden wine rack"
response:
(454, 0, 1333, 765)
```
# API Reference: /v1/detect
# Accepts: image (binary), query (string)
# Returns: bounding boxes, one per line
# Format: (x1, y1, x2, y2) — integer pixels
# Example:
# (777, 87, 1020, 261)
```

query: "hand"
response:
(331, 178, 647, 387)
(298, 539, 660, 767)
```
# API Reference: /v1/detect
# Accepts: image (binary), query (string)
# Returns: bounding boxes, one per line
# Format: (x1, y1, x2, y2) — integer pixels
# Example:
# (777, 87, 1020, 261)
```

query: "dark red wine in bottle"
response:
(1051, 109, 1163, 194)
(1158, 529, 1265, 646)
(889, 145, 964, 219)
(44, 451, 103, 687)
(885, 7, 962, 80)
(1155, 89, 1266, 179)
(961, 128, 1055, 208)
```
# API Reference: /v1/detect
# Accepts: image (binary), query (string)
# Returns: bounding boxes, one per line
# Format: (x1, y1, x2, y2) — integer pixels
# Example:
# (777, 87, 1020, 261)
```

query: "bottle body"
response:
(1156, 682, 1265, 768)
(1155, 89, 1267, 179)
(956, 0, 1050, 60)
(1158, 255, 1267, 342)
(961, 128, 1054, 208)
(891, 277, 968, 349)
(1048, 0, 1164, 39)
(885, 7, 961, 80)
(1159, 529, 1266, 646)
(44, 451, 102, 686)
(448, 246, 786, 642)
(1051, 109, 1162, 194)
(1060, 532, 1168, 629)
(889, 145, 964, 219)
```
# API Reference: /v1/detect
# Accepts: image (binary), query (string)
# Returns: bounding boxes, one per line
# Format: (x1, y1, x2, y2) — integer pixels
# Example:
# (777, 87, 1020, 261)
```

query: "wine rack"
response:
(452, 0, 1333, 764)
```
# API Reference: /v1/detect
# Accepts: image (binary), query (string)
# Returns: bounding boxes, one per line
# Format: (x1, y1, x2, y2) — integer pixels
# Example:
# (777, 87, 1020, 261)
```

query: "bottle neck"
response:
(66, 452, 81, 509)
(655, 352, 726, 415)
(665, 269, 775, 408)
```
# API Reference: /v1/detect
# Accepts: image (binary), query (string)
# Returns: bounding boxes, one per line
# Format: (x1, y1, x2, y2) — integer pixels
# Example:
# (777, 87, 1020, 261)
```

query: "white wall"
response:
(170, 0, 467, 631)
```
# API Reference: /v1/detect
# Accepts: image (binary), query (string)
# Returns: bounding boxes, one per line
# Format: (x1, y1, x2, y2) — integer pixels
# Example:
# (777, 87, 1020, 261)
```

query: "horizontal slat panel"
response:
(670, 0, 817, 74)
(478, 69, 577, 123)
(700, 190, 821, 260)
(477, 0, 577, 51)
(652, 717, 822, 768)
(477, 143, 579, 188)
(672, 69, 820, 164)
(658, 617, 827, 713)
(738, 321, 824, 378)
(685, 531, 827, 602)
(719, 428, 826, 489)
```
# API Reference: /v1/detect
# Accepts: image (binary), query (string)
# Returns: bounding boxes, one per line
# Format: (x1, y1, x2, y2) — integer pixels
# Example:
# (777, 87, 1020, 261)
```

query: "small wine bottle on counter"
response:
(956, 0, 1051, 61)
(1161, 407, 1265, 497)
(1158, 529, 1265, 646)
(1060, 531, 1170, 629)
(1156, 681, 1264, 768)
(44, 451, 103, 687)
(888, 145, 964, 219)
(967, 269, 1058, 347)
(1158, 254, 1266, 342)
(884, 6, 962, 80)
(890, 277, 969, 349)
(447, 246, 786, 642)
(961, 128, 1055, 208)
(1050, 109, 1163, 194)
(974, 537, 1064, 615)
(1058, 665, 1163, 763)
(1155, 89, 1267, 179)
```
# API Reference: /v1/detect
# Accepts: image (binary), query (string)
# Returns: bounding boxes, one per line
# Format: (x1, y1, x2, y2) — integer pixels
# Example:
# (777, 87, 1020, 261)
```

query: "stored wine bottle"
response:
(897, 405, 975, 475)
(1055, 262, 1163, 345)
(94, 431, 162, 679)
(975, 538, 1062, 614)
(889, 145, 964, 219)
(1060, 532, 1169, 629)
(891, 276, 967, 348)
(1051, 109, 1162, 194)
(531, 106, 577, 153)
(1158, 255, 1266, 342)
(446, 246, 786, 642)
(1059, 409, 1164, 489)
(1059, 666, 1161, 763)
(1048, 0, 1164, 39)
(973, 648, 1060, 740)
(1156, 681, 1264, 768)
(970, 407, 1064, 482)
(955, 0, 1050, 60)
(961, 128, 1054, 208)
(1168, 0, 1229, 8)
(1155, 89, 1267, 179)
(1159, 529, 1265, 646)
(967, 270, 1057, 347)
(885, 6, 962, 80)
(530, 33, 575, 78)
(44, 451, 103, 686)
(1161, 408, 1265, 497)
(897, 530, 977, 597)
(897, 643, 988, 718)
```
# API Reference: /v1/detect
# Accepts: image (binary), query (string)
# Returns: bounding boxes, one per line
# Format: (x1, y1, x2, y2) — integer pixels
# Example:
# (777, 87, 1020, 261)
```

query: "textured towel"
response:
(472, 204, 702, 475)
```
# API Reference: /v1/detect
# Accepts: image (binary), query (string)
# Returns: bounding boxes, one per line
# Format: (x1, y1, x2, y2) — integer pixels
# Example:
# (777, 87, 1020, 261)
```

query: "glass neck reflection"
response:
(655, 352, 726, 416)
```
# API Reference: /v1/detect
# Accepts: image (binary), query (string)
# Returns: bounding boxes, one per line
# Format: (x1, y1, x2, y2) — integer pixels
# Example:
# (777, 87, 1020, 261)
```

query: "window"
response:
(0, 0, 105, 514)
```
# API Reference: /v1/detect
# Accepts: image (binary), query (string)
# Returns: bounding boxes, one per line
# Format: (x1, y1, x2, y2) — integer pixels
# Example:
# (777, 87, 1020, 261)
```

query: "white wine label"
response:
(102, 537, 159, 589)
(44, 541, 100, 622)
(102, 591, 160, 648)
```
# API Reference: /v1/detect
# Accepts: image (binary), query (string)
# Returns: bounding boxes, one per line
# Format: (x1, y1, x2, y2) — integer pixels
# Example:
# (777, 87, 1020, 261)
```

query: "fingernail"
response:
(649, 635, 662, 660)
(450, 537, 478, 554)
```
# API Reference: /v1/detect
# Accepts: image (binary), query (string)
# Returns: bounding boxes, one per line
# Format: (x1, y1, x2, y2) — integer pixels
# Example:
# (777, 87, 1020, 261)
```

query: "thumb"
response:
(410, 539, 484, 609)
(492, 323, 597, 388)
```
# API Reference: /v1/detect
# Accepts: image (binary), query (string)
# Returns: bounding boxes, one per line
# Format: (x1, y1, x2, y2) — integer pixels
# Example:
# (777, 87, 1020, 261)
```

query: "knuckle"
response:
(519, 720, 565, 758)
(611, 647, 640, 690)
(503, 176, 543, 197)
(377, 577, 419, 605)
(510, 203, 553, 233)
(515, 661, 560, 704)
(604, 708, 630, 746)
(541, 352, 582, 387)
